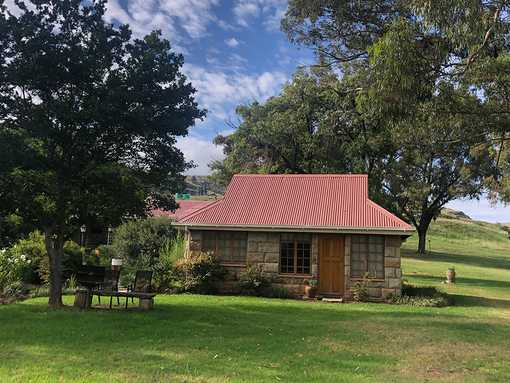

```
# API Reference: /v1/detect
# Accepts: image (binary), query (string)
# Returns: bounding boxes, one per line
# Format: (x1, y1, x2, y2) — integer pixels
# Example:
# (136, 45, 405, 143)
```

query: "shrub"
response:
(38, 239, 84, 283)
(0, 248, 32, 291)
(110, 217, 175, 270)
(2, 280, 29, 299)
(352, 273, 370, 302)
(238, 265, 272, 296)
(153, 234, 185, 292)
(389, 281, 452, 307)
(7, 231, 45, 284)
(174, 252, 226, 294)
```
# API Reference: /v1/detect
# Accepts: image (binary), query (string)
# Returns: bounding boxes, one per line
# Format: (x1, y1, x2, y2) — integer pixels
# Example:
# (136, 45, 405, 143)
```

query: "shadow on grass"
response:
(402, 249, 510, 270)
(2, 296, 510, 382)
(406, 274, 510, 291)
(451, 294, 510, 309)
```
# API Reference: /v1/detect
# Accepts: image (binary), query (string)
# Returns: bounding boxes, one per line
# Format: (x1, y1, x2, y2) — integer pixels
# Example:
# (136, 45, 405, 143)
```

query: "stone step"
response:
(321, 297, 344, 303)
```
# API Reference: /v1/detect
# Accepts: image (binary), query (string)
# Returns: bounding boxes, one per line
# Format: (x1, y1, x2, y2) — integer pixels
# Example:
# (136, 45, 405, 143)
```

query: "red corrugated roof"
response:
(151, 200, 214, 220)
(178, 174, 413, 233)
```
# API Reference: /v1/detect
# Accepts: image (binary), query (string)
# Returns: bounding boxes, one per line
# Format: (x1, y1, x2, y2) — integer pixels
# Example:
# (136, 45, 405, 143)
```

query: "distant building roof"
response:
(176, 174, 413, 235)
(152, 200, 214, 220)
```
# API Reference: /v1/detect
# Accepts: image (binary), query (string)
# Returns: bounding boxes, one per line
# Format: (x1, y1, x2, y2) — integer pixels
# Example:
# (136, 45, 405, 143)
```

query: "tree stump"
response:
(74, 289, 91, 309)
(139, 297, 154, 311)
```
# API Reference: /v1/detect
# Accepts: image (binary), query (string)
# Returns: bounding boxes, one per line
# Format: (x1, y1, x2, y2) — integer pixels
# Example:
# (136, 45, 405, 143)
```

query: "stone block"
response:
(311, 264, 318, 276)
(264, 252, 279, 263)
(384, 257, 400, 268)
(385, 236, 401, 248)
(385, 267, 396, 278)
(259, 241, 279, 253)
(368, 287, 382, 298)
(395, 268, 402, 278)
(387, 278, 401, 289)
(384, 247, 397, 258)
(247, 252, 264, 263)
(262, 263, 279, 273)
(381, 288, 395, 299)
(247, 241, 258, 252)
(248, 232, 267, 241)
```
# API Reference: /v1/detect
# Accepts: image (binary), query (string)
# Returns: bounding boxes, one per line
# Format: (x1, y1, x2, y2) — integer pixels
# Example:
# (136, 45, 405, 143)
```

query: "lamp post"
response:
(107, 226, 112, 246)
(80, 225, 86, 265)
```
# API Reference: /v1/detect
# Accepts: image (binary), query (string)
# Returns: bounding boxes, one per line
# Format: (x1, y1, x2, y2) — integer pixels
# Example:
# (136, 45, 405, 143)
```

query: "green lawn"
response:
(1, 217, 510, 382)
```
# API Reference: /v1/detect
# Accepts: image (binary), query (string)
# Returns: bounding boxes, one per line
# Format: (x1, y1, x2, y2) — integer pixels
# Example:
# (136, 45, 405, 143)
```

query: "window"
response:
(202, 231, 247, 264)
(351, 236, 384, 279)
(279, 234, 311, 275)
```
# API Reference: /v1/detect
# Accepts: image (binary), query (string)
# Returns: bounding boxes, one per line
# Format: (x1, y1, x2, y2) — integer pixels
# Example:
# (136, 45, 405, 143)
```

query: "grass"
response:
(1, 217, 510, 382)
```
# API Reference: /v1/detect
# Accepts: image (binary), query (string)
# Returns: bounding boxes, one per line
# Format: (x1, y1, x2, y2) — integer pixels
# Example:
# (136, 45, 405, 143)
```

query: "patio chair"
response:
(94, 269, 121, 308)
(124, 270, 153, 308)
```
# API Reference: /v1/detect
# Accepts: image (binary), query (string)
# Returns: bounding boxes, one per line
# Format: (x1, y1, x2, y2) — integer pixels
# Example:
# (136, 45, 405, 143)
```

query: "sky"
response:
(101, 0, 314, 175)
(4, 0, 510, 223)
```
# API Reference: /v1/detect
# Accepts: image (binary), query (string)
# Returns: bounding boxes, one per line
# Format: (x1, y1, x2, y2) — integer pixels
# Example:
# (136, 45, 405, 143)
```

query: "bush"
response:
(7, 232, 45, 284)
(352, 273, 370, 302)
(38, 239, 84, 283)
(238, 265, 272, 296)
(0, 248, 32, 291)
(389, 281, 452, 307)
(110, 217, 175, 270)
(2, 280, 28, 298)
(174, 252, 226, 294)
(153, 234, 185, 292)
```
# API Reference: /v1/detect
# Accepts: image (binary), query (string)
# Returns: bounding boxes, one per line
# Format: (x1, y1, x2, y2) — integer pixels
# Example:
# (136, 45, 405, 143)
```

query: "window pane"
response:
(280, 241, 295, 273)
(296, 242, 311, 274)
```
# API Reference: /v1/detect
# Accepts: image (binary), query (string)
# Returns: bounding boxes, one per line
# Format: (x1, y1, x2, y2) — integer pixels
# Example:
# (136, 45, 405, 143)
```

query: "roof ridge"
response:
(232, 173, 368, 177)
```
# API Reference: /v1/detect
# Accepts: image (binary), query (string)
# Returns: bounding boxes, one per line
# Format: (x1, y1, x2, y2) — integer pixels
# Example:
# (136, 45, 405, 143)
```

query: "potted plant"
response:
(303, 279, 318, 299)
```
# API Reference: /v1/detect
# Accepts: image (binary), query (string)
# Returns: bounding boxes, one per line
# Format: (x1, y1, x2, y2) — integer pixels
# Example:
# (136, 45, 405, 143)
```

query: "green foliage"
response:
(0, 248, 32, 291)
(0, 0, 204, 304)
(1, 280, 28, 299)
(351, 274, 370, 302)
(153, 234, 186, 292)
(12, 232, 83, 284)
(390, 282, 452, 307)
(174, 252, 226, 294)
(110, 218, 176, 270)
(238, 265, 272, 296)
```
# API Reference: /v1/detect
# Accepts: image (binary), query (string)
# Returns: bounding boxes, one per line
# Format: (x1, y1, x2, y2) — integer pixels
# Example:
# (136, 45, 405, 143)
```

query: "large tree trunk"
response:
(417, 228, 427, 254)
(416, 217, 432, 254)
(44, 228, 64, 308)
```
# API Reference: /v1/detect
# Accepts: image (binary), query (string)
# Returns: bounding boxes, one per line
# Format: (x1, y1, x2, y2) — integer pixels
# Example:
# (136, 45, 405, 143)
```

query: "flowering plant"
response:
(0, 248, 32, 291)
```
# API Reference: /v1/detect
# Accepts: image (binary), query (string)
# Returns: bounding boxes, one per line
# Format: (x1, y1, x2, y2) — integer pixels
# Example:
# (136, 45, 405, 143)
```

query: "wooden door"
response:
(318, 235, 345, 296)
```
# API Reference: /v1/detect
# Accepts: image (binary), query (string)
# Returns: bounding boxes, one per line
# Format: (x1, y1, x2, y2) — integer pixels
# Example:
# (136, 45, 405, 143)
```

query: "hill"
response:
(402, 216, 510, 304)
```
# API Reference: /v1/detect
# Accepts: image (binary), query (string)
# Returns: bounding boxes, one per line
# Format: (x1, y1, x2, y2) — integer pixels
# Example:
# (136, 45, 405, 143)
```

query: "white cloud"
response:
(225, 37, 241, 48)
(104, 0, 219, 46)
(233, 0, 287, 30)
(160, 0, 219, 39)
(184, 63, 287, 121)
(176, 135, 224, 175)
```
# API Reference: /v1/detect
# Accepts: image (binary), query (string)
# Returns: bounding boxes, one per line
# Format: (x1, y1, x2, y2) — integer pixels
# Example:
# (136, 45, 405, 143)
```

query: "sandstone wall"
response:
(186, 229, 402, 300)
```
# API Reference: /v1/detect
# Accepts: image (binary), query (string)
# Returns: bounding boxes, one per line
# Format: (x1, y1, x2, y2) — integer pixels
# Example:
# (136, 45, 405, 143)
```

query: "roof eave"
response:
(173, 222, 414, 236)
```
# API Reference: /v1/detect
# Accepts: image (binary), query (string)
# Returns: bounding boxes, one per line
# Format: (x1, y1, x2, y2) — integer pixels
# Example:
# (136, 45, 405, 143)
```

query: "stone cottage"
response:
(174, 174, 414, 300)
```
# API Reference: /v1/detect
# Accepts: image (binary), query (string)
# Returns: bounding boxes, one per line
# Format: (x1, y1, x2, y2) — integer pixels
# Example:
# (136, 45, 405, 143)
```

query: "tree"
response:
(110, 217, 175, 269)
(0, 0, 204, 306)
(278, 0, 510, 253)
(210, 68, 393, 205)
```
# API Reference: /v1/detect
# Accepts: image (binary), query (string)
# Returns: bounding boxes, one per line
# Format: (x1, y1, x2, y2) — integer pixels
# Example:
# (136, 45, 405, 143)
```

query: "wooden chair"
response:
(95, 269, 121, 308)
(125, 270, 153, 309)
